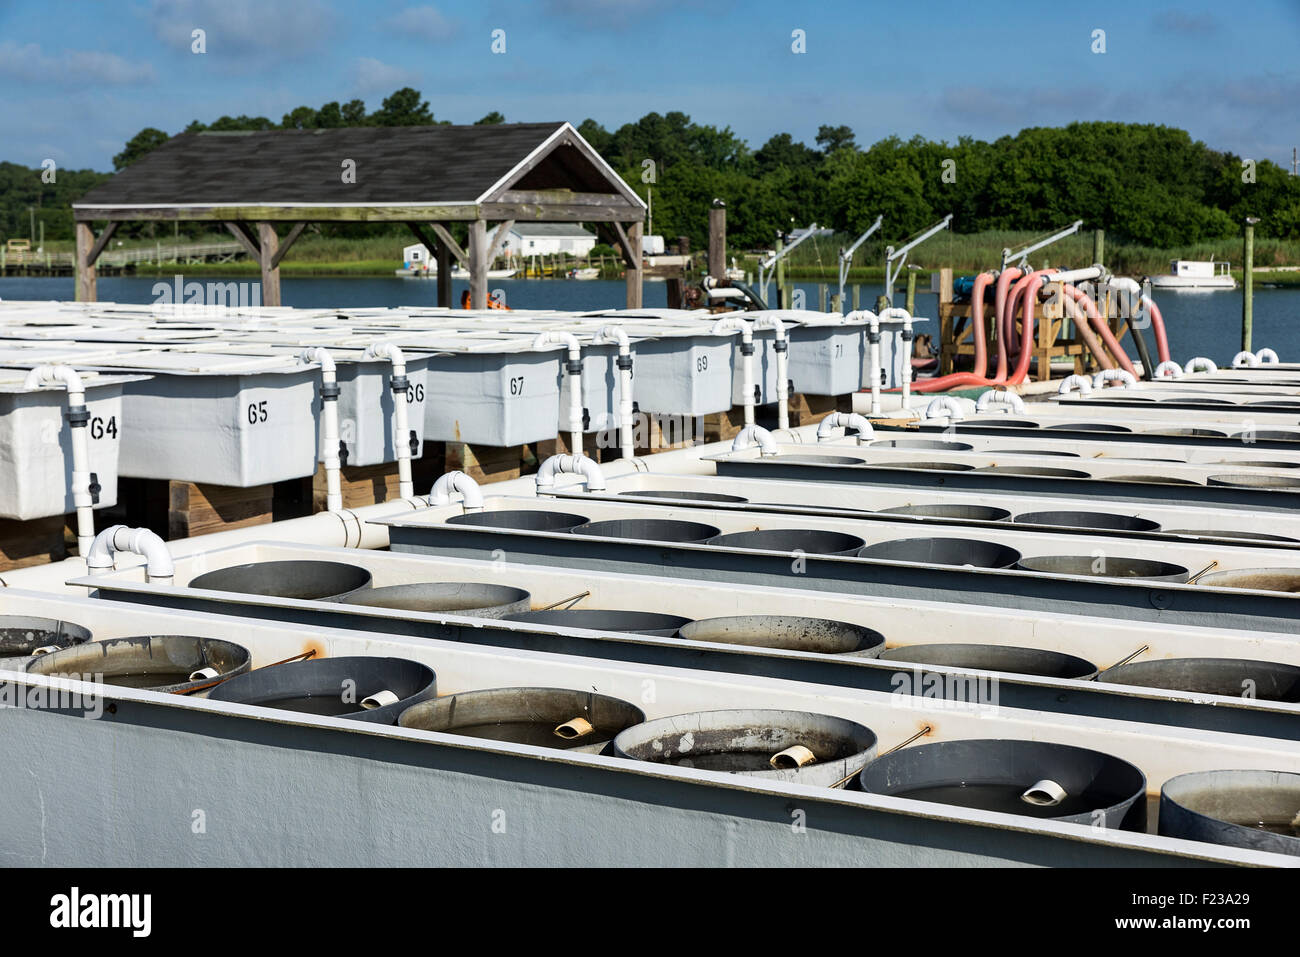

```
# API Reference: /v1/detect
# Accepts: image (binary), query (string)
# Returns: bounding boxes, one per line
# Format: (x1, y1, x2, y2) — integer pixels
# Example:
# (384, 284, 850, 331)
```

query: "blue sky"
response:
(1, 0, 1297, 171)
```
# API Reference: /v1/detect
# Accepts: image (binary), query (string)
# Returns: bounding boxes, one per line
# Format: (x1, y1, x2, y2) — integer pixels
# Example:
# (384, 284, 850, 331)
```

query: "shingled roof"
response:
(74, 121, 645, 219)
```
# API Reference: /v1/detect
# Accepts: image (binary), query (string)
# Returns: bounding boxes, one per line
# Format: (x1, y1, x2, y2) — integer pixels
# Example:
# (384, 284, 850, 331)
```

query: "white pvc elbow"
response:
(816, 412, 873, 443)
(1153, 361, 1183, 379)
(924, 396, 964, 421)
(535, 454, 607, 491)
(976, 390, 1026, 415)
(732, 425, 779, 456)
(1092, 368, 1136, 390)
(428, 470, 484, 510)
(23, 364, 86, 398)
(1184, 357, 1218, 374)
(1057, 375, 1093, 396)
(1256, 347, 1280, 364)
(86, 525, 175, 583)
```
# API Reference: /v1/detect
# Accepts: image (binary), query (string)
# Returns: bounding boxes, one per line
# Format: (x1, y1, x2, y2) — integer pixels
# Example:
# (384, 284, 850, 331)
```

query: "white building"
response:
(490, 223, 597, 257)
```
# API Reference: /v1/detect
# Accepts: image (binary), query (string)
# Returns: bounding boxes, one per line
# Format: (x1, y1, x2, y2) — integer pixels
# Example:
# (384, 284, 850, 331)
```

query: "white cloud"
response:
(0, 41, 156, 86)
(148, 0, 332, 57)
(354, 57, 422, 94)
(383, 5, 456, 41)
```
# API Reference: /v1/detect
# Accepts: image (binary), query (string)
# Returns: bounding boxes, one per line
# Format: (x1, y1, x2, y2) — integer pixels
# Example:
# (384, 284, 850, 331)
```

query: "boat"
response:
(1146, 260, 1235, 290)
(568, 267, 600, 280)
(395, 264, 518, 280)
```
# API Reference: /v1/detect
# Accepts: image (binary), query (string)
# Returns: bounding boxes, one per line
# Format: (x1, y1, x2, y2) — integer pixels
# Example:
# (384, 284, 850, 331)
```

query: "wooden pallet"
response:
(0, 515, 68, 573)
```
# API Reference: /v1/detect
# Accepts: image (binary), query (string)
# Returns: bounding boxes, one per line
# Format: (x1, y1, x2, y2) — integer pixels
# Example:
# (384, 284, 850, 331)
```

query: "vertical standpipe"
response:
(753, 315, 789, 430)
(23, 364, 97, 555)
(299, 347, 342, 513)
(595, 325, 635, 459)
(363, 342, 415, 499)
(532, 331, 584, 454)
(709, 315, 756, 426)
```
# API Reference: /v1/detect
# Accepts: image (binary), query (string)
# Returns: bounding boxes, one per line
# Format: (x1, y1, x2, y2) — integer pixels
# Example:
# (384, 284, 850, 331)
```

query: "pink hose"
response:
(1063, 283, 1137, 377)
(911, 271, 996, 392)
(991, 267, 1023, 381)
(1143, 296, 1171, 364)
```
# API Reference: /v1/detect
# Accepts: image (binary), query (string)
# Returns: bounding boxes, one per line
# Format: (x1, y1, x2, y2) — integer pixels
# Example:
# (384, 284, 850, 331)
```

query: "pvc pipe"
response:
(864, 312, 883, 416)
(1184, 357, 1218, 374)
(1092, 368, 1137, 390)
(363, 341, 414, 499)
(299, 347, 342, 513)
(536, 453, 607, 491)
(753, 315, 789, 430)
(1256, 348, 1280, 364)
(23, 364, 95, 555)
(925, 396, 964, 422)
(85, 525, 174, 584)
(732, 425, 778, 456)
(816, 411, 873, 443)
(1232, 350, 1260, 369)
(975, 389, 1026, 415)
(1057, 374, 1093, 396)
(710, 315, 756, 425)
(1154, 361, 1183, 379)
(428, 470, 484, 511)
(595, 326, 635, 459)
(1046, 266, 1102, 285)
(533, 331, 584, 455)
(877, 308, 913, 409)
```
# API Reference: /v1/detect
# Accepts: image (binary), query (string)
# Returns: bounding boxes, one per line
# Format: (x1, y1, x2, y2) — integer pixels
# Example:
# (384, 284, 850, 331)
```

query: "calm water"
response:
(2, 275, 1297, 367)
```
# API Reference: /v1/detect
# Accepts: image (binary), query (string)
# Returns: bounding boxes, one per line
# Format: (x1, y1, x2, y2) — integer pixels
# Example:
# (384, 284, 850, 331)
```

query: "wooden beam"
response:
(224, 222, 261, 260)
(708, 204, 726, 281)
(480, 203, 633, 222)
(85, 221, 119, 267)
(436, 238, 453, 308)
(625, 220, 644, 309)
(269, 222, 307, 269)
(608, 221, 635, 263)
(77, 204, 481, 223)
(430, 223, 469, 269)
(74, 222, 96, 302)
(468, 219, 488, 309)
(495, 190, 636, 208)
(258, 222, 281, 307)
(485, 220, 514, 264)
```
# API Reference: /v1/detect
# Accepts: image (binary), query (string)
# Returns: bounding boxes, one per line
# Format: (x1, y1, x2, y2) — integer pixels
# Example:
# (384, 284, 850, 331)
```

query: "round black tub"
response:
(27, 635, 251, 695)
(571, 518, 721, 543)
(678, 615, 885, 656)
(879, 643, 1098, 679)
(446, 509, 588, 531)
(1098, 657, 1300, 701)
(858, 537, 1021, 569)
(0, 615, 92, 658)
(1159, 770, 1300, 856)
(331, 582, 531, 618)
(1013, 510, 1160, 533)
(1016, 555, 1189, 582)
(504, 608, 692, 637)
(708, 528, 866, 556)
(188, 560, 372, 602)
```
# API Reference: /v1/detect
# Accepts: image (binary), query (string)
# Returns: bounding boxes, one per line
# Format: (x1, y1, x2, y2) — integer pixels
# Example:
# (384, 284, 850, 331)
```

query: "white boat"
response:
(1147, 259, 1235, 290)
(395, 265, 517, 280)
(568, 267, 600, 280)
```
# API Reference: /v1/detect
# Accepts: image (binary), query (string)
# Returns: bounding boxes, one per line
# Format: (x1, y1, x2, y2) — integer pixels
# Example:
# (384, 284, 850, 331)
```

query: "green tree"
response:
(369, 87, 434, 126)
(475, 111, 505, 124)
(113, 128, 169, 170)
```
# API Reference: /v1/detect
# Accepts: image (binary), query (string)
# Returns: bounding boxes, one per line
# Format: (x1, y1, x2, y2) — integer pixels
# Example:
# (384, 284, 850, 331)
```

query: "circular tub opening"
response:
(1166, 529, 1299, 544)
(1108, 474, 1202, 486)
(1159, 770, 1300, 856)
(1045, 422, 1132, 433)
(614, 709, 877, 787)
(1016, 555, 1189, 582)
(399, 687, 644, 753)
(570, 518, 721, 543)
(27, 635, 251, 695)
(869, 439, 974, 451)
(1208, 473, 1300, 489)
(858, 739, 1145, 828)
(975, 465, 1091, 478)
(986, 448, 1081, 458)
(1195, 567, 1300, 592)
(874, 460, 976, 472)
(858, 536, 1021, 569)
(879, 643, 1098, 679)
(707, 528, 867, 556)
(1013, 510, 1161, 533)
(208, 655, 437, 724)
(878, 503, 1012, 522)
(617, 489, 749, 504)
(1142, 427, 1228, 438)
(1098, 657, 1300, 701)
(503, 608, 692, 637)
(446, 509, 589, 532)
(0, 615, 92, 658)
(772, 454, 863, 466)
(678, 615, 885, 656)
(188, 560, 373, 602)
(334, 582, 531, 618)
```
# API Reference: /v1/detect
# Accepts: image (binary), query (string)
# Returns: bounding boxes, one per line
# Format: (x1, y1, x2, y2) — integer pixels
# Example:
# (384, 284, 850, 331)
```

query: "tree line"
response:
(2, 87, 1295, 254)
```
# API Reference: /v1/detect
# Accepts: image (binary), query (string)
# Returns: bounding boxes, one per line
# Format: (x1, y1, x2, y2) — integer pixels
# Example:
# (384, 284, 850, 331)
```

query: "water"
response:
(260, 693, 358, 716)
(447, 720, 609, 750)
(106, 671, 198, 690)
(3, 275, 1297, 367)
(662, 750, 794, 772)
(895, 782, 1127, 819)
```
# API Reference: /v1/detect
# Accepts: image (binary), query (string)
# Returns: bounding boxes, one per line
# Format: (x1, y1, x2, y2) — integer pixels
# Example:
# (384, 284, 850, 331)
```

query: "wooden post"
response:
(708, 201, 726, 281)
(468, 219, 488, 309)
(257, 222, 281, 307)
(774, 237, 785, 309)
(905, 269, 917, 316)
(625, 220, 644, 308)
(852, 284, 860, 311)
(75, 221, 96, 302)
(1243, 221, 1255, 353)
(436, 238, 453, 308)
(817, 283, 828, 312)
